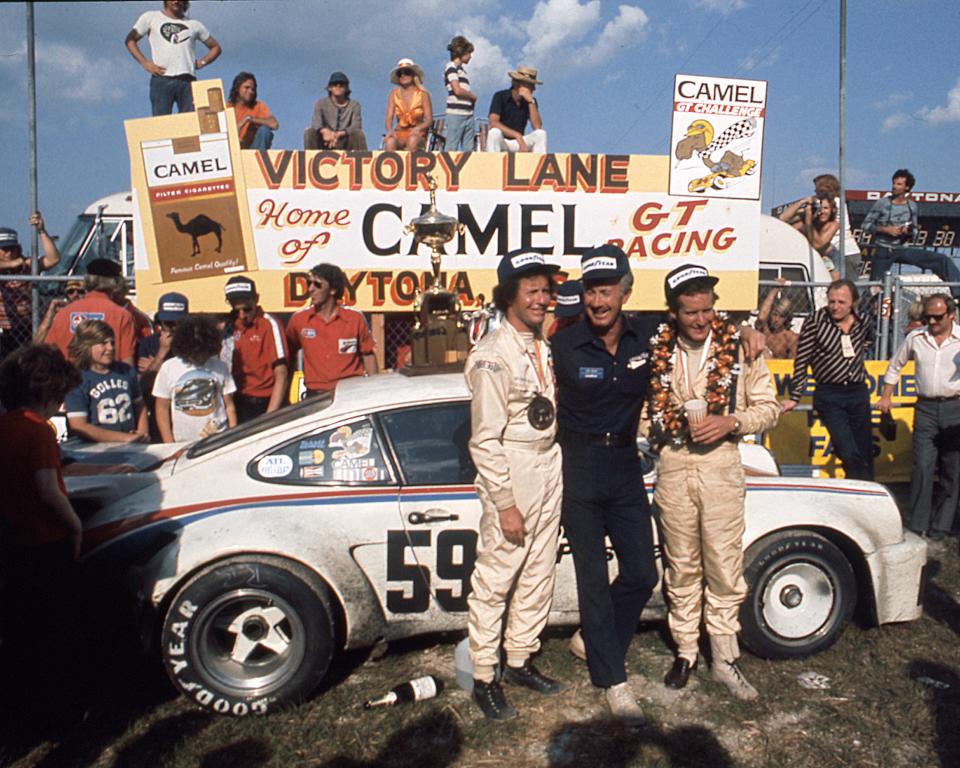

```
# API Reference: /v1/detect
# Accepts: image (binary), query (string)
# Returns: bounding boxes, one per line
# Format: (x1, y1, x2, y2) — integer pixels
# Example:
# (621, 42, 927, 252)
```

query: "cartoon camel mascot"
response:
(675, 118, 757, 193)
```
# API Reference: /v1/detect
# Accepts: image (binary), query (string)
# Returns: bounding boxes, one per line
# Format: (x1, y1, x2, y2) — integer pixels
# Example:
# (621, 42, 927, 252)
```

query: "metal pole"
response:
(838, 0, 847, 278)
(26, 1, 39, 331)
(880, 271, 893, 360)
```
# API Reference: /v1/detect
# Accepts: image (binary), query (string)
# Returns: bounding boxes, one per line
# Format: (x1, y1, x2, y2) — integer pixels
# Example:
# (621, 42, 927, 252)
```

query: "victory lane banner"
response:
(670, 73, 766, 201)
(128, 81, 761, 314)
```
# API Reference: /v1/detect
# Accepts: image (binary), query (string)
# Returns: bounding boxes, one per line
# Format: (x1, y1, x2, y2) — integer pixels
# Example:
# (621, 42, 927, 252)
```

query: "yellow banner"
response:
(765, 359, 916, 481)
(126, 80, 763, 315)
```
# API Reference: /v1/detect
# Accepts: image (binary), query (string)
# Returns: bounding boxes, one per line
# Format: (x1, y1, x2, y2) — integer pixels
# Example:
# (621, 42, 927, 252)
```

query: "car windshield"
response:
(46, 216, 96, 276)
(187, 392, 335, 459)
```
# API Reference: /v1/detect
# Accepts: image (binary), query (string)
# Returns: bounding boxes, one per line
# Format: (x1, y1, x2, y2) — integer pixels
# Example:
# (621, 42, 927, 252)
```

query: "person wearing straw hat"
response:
(486, 66, 547, 153)
(645, 264, 779, 700)
(384, 58, 433, 151)
(465, 249, 566, 721)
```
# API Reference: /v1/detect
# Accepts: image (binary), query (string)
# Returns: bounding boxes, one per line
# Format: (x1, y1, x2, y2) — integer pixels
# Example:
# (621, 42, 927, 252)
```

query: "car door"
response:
(377, 401, 483, 629)
(248, 415, 430, 625)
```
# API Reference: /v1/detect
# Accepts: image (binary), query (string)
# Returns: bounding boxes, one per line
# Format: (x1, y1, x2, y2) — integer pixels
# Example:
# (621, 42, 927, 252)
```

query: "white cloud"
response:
(37, 42, 136, 103)
(917, 76, 960, 125)
(738, 47, 779, 72)
(870, 91, 910, 111)
(461, 27, 513, 96)
(882, 112, 912, 132)
(521, 0, 601, 66)
(693, 0, 746, 14)
(578, 5, 649, 67)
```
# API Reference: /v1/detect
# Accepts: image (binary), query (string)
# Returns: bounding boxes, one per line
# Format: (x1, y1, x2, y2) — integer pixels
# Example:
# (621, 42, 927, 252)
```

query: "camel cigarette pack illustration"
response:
(669, 74, 767, 201)
(126, 81, 253, 285)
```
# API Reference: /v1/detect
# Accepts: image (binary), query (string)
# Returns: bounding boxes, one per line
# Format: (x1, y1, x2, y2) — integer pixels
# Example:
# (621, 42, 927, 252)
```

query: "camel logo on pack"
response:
(160, 22, 189, 44)
(167, 212, 225, 256)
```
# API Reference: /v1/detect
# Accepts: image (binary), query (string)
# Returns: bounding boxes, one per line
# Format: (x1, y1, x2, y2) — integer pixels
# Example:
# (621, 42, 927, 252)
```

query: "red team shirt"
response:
(45, 290, 137, 362)
(285, 305, 374, 392)
(231, 309, 288, 397)
(0, 409, 68, 546)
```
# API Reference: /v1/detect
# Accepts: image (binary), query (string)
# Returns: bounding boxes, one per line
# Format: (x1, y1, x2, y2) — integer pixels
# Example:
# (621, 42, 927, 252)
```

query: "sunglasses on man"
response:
(924, 312, 948, 322)
(65, 287, 85, 298)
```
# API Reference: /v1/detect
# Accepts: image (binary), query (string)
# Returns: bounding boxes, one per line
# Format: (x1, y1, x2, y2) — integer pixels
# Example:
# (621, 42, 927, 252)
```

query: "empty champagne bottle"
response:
(363, 675, 444, 709)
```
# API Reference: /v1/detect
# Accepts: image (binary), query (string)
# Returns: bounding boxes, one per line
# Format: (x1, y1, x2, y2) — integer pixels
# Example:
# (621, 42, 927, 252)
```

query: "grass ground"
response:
(3, 507, 959, 767)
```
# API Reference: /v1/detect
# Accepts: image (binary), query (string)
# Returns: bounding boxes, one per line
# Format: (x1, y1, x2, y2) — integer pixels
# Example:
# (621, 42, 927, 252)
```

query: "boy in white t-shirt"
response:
(153, 315, 237, 443)
(125, 0, 222, 116)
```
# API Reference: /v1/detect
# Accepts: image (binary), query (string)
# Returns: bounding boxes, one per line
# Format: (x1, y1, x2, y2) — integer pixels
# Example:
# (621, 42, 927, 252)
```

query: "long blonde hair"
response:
(67, 319, 114, 368)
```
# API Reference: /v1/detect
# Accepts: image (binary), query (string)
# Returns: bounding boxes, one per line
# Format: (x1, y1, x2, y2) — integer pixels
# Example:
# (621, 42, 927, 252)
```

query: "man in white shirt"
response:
(879, 293, 960, 540)
(125, 0, 222, 116)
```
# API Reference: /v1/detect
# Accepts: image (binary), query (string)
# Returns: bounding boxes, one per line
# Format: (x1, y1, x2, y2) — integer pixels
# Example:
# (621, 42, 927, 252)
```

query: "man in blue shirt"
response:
(862, 169, 960, 297)
(551, 244, 658, 721)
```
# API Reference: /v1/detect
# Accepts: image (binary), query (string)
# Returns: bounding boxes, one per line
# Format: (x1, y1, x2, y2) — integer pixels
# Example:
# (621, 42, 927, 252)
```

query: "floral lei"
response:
(648, 312, 741, 449)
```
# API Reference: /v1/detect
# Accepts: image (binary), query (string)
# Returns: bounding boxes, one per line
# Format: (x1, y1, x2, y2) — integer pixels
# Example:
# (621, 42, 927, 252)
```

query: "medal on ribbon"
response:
(528, 393, 556, 430)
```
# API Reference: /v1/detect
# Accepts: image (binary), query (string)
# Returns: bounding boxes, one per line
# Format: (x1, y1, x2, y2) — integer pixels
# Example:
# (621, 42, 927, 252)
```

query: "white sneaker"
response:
(712, 659, 759, 701)
(569, 629, 587, 661)
(604, 682, 646, 723)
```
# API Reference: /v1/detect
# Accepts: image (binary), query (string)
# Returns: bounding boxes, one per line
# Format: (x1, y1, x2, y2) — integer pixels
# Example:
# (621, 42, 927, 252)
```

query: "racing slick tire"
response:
(740, 531, 856, 660)
(161, 556, 335, 716)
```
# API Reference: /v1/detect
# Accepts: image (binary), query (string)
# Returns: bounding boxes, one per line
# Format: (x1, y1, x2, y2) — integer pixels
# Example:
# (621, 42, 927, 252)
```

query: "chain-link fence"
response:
(0, 274, 90, 359)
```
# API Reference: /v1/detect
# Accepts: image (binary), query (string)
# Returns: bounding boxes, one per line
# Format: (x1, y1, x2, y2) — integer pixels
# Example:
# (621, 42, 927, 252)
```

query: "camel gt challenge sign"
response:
(670, 74, 766, 201)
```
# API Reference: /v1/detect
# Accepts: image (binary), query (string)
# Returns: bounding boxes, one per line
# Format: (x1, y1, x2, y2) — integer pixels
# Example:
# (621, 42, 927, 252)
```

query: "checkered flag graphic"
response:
(702, 118, 756, 155)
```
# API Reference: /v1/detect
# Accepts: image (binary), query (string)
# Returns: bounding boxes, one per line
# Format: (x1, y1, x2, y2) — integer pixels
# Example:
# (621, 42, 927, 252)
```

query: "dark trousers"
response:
(814, 382, 874, 481)
(560, 442, 659, 688)
(909, 399, 960, 534)
(234, 393, 271, 423)
(150, 74, 195, 116)
(868, 245, 960, 297)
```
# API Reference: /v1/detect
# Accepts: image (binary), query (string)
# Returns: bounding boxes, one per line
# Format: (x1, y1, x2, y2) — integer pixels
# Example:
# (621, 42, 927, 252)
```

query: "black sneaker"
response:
(472, 679, 518, 720)
(503, 661, 567, 695)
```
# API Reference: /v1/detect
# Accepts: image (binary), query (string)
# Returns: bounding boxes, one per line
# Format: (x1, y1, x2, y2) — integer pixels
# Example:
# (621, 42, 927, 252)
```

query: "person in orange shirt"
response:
(45, 258, 137, 366)
(227, 71, 278, 150)
(286, 263, 377, 395)
(383, 58, 432, 151)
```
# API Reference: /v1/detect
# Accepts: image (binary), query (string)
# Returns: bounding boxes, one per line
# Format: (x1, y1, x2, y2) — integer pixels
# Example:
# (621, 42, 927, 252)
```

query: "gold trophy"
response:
(402, 177, 470, 372)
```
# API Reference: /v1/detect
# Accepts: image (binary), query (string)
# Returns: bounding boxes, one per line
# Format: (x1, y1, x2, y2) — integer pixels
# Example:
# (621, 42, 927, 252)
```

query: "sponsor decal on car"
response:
(257, 454, 293, 478)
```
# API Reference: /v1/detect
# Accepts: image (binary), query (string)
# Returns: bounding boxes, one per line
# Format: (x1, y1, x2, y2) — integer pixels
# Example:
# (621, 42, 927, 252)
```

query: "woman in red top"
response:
(383, 58, 432, 151)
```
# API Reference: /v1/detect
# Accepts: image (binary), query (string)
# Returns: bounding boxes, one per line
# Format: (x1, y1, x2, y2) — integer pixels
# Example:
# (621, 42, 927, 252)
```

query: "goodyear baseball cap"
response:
(496, 249, 560, 283)
(155, 292, 189, 322)
(224, 275, 257, 302)
(554, 279, 583, 318)
(580, 243, 629, 282)
(0, 227, 20, 249)
(664, 263, 719, 301)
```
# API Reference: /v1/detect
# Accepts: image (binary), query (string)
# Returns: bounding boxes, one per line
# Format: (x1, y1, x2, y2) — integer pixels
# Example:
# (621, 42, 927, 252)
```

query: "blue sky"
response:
(2, 0, 959, 244)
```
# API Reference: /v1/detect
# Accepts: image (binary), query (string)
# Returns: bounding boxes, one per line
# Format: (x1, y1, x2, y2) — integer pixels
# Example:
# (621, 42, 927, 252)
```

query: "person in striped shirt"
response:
(444, 36, 477, 151)
(782, 279, 874, 480)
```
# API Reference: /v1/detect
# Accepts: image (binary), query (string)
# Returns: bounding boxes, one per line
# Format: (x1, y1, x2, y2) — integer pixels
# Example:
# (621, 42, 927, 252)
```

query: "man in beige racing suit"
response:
(645, 264, 780, 700)
(465, 249, 566, 721)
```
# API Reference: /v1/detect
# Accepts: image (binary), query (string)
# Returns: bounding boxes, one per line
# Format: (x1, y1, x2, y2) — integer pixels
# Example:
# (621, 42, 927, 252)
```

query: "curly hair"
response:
(310, 263, 347, 302)
(893, 168, 916, 191)
(447, 35, 474, 60)
(493, 270, 557, 312)
(170, 315, 223, 367)
(0, 344, 81, 410)
(228, 71, 257, 105)
(67, 319, 114, 369)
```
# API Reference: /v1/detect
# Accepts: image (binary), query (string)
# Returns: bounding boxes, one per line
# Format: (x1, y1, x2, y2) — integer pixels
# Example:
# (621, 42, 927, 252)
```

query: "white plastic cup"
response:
(685, 399, 708, 426)
(454, 638, 474, 692)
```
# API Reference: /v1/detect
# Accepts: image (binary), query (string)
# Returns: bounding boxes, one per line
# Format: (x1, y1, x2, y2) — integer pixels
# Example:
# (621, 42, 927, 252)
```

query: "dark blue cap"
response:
(580, 243, 629, 282)
(554, 279, 583, 317)
(496, 249, 560, 283)
(156, 292, 189, 322)
(664, 263, 719, 300)
(0, 227, 20, 249)
(328, 71, 349, 86)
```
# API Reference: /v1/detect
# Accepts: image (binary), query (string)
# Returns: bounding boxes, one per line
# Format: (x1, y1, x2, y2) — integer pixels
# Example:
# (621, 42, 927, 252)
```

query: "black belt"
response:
(917, 395, 960, 403)
(558, 427, 633, 448)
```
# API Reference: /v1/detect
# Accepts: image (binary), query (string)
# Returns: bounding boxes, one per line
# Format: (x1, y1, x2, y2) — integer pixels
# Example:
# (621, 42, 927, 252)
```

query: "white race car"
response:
(67, 373, 927, 717)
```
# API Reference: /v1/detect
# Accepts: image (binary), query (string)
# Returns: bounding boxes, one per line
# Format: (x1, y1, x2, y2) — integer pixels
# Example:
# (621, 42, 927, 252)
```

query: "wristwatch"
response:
(731, 417, 742, 435)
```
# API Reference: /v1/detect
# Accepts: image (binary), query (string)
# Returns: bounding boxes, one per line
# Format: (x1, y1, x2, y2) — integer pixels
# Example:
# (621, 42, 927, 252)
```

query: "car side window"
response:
(249, 417, 392, 485)
(380, 403, 476, 486)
